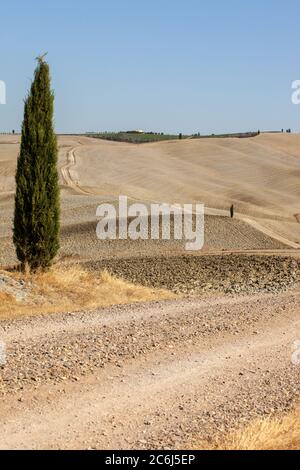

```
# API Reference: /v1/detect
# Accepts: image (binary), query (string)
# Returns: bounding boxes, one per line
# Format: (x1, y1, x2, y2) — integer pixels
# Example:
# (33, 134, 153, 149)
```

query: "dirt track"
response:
(2, 133, 300, 253)
(0, 291, 299, 449)
(2, 133, 300, 266)
(63, 143, 300, 249)
(1, 134, 300, 450)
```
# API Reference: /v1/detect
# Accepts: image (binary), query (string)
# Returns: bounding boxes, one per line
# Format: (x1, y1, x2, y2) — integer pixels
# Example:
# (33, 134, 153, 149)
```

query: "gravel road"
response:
(0, 291, 299, 449)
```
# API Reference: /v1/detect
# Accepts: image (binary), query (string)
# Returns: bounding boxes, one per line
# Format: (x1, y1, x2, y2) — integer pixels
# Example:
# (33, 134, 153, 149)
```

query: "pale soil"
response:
(1, 134, 300, 450)
(1, 133, 300, 264)
(86, 254, 300, 295)
(0, 209, 287, 267)
(70, 134, 300, 238)
(0, 292, 299, 450)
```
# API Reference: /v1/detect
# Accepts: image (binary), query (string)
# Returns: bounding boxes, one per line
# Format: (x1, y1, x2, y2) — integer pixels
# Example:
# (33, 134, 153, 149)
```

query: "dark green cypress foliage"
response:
(13, 56, 60, 271)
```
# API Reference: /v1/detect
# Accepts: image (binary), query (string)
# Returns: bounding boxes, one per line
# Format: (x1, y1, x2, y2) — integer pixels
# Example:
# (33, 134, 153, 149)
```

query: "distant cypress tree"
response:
(14, 55, 60, 271)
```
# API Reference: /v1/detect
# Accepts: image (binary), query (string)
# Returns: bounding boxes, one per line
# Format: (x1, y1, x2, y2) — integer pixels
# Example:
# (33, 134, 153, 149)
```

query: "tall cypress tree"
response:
(14, 56, 60, 271)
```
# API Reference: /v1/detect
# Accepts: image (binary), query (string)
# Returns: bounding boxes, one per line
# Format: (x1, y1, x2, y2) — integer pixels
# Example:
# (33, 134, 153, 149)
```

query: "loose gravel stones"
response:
(86, 254, 300, 296)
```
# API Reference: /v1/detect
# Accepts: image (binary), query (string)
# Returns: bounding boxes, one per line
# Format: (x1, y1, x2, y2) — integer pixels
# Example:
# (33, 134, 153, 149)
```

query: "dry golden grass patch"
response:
(0, 292, 17, 305)
(0, 266, 176, 320)
(197, 407, 300, 450)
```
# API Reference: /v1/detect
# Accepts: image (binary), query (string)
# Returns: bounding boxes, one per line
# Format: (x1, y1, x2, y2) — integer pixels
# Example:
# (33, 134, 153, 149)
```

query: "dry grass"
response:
(198, 407, 300, 450)
(0, 292, 16, 305)
(0, 266, 176, 320)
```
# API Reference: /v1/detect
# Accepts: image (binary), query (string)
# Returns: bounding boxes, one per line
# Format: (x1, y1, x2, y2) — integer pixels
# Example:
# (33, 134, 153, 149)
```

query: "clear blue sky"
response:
(1, 0, 300, 134)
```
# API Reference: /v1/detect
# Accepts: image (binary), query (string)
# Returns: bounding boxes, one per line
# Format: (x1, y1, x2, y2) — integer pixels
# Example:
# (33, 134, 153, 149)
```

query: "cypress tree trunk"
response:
(13, 56, 60, 271)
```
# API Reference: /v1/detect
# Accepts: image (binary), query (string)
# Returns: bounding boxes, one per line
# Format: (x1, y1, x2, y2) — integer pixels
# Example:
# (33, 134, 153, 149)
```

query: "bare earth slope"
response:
(2, 133, 300, 224)
(1, 133, 300, 265)
(0, 292, 299, 450)
(1, 135, 300, 449)
(72, 134, 300, 221)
